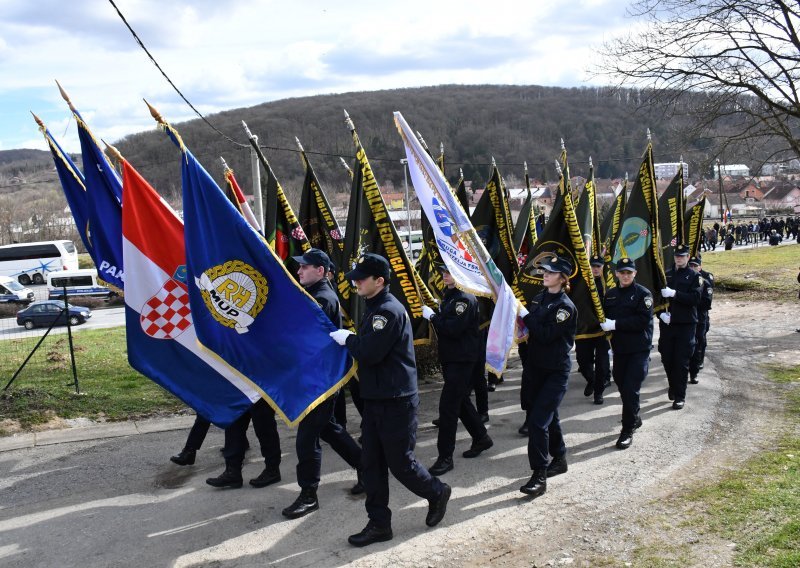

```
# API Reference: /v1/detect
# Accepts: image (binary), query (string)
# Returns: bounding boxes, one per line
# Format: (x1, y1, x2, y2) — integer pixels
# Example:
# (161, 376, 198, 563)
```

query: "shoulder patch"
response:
(454, 301, 467, 315)
(556, 308, 571, 323)
(708, 274, 714, 282)
(644, 296, 653, 308)
(372, 315, 388, 331)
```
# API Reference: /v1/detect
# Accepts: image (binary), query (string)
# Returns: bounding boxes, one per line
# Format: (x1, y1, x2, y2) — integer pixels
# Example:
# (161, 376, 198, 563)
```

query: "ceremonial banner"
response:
(658, 165, 685, 269)
(609, 142, 668, 311)
(415, 143, 448, 300)
(33, 115, 92, 257)
(513, 186, 536, 265)
(574, 162, 602, 258)
(601, 179, 627, 290)
(684, 195, 707, 257)
(395, 111, 522, 373)
(344, 112, 434, 344)
(516, 164, 605, 339)
(222, 164, 261, 231)
(470, 164, 519, 285)
(70, 104, 125, 290)
(121, 158, 258, 428)
(176, 136, 356, 425)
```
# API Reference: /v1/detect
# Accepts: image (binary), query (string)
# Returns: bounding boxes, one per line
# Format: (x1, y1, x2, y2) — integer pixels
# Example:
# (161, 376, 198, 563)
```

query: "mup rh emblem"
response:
(195, 260, 268, 334)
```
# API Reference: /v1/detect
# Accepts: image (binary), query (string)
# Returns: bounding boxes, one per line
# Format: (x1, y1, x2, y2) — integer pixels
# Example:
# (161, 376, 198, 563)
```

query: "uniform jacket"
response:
(307, 278, 342, 328)
(664, 266, 702, 324)
(345, 286, 417, 400)
(430, 287, 482, 363)
(698, 269, 714, 320)
(603, 282, 653, 354)
(522, 289, 577, 372)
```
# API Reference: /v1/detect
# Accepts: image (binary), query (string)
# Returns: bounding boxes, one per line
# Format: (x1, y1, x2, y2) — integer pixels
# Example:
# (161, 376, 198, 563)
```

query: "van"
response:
(47, 269, 113, 300)
(0, 275, 34, 304)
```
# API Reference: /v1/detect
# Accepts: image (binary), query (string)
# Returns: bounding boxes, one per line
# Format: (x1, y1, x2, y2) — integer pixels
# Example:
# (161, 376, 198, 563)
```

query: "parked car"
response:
(16, 300, 92, 330)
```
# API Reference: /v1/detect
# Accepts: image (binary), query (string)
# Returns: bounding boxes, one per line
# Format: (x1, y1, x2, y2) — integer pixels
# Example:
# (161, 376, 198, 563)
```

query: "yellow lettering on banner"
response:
(668, 197, 677, 235)
(217, 279, 251, 308)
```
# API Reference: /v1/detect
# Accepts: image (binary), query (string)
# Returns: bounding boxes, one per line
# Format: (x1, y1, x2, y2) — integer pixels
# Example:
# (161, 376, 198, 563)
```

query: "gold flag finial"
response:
(647, 128, 652, 142)
(343, 109, 354, 132)
(589, 156, 593, 169)
(55, 80, 76, 112)
(30, 111, 45, 130)
(104, 140, 124, 163)
(295, 136, 304, 152)
(144, 98, 166, 125)
(220, 156, 230, 171)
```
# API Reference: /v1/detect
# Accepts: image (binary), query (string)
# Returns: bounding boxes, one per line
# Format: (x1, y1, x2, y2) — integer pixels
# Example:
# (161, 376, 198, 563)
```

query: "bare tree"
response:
(598, 0, 800, 169)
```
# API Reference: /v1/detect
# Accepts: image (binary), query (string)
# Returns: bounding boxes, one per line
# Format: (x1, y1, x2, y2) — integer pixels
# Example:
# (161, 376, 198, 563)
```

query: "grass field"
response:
(700, 242, 799, 297)
(0, 327, 185, 433)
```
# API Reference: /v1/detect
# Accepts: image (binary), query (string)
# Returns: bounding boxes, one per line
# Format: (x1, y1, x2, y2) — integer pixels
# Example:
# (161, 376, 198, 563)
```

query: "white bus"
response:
(0, 240, 79, 285)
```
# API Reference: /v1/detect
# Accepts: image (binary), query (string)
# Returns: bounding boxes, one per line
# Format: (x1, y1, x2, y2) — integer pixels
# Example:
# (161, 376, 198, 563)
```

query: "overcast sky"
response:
(0, 0, 637, 153)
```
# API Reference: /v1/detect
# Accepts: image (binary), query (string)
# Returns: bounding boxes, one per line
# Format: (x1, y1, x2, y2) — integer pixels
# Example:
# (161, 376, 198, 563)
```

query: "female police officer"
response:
(517, 255, 578, 498)
(599, 257, 654, 449)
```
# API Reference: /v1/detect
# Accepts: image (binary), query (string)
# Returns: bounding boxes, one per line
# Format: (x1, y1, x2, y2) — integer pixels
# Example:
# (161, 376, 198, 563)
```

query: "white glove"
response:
(518, 306, 530, 318)
(600, 319, 615, 331)
(329, 329, 354, 345)
(660, 287, 676, 298)
(659, 312, 671, 325)
(421, 305, 435, 320)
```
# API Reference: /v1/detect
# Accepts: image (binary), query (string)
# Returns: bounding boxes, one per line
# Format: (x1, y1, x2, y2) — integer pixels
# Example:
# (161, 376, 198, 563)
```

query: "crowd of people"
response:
(167, 246, 716, 547)
(701, 216, 800, 251)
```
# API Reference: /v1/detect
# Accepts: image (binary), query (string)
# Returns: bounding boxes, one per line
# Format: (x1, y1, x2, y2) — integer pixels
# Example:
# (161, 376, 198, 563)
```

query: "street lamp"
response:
(400, 158, 412, 249)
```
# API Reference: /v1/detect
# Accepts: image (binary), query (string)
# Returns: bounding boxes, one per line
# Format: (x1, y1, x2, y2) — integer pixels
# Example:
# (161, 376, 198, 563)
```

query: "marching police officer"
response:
(600, 258, 654, 449)
(688, 255, 713, 384)
(330, 253, 450, 546)
(518, 255, 578, 498)
(281, 249, 363, 519)
(422, 263, 493, 476)
(575, 255, 611, 404)
(658, 244, 702, 410)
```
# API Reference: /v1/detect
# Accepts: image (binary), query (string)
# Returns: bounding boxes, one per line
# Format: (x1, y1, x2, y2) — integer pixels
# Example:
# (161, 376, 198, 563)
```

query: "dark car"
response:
(16, 300, 92, 330)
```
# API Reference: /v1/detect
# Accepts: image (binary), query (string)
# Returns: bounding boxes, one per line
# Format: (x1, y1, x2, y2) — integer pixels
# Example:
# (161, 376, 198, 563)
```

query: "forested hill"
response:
(112, 84, 706, 205)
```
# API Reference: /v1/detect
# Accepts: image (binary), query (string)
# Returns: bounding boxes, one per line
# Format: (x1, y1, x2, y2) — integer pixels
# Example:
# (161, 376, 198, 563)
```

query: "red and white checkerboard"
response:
(140, 278, 193, 339)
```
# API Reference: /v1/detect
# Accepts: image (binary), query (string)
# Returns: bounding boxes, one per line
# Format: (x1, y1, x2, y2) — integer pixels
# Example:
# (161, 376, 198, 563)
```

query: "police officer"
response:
(422, 263, 493, 476)
(280, 249, 363, 519)
(658, 244, 702, 410)
(600, 258, 654, 449)
(329, 253, 451, 546)
(575, 255, 611, 404)
(688, 255, 713, 384)
(517, 255, 578, 498)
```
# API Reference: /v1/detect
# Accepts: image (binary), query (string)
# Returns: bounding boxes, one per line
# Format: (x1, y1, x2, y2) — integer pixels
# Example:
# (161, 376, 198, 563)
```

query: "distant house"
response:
(761, 182, 800, 212)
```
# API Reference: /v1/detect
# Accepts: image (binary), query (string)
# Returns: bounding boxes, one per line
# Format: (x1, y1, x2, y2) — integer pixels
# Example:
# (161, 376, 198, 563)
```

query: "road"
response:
(0, 307, 125, 341)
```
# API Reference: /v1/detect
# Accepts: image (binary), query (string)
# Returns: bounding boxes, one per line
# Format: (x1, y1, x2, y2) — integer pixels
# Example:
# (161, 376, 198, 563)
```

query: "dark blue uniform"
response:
(658, 266, 702, 403)
(689, 270, 713, 380)
(345, 286, 445, 528)
(521, 290, 578, 469)
(604, 282, 653, 431)
(575, 275, 611, 400)
(429, 287, 488, 460)
(295, 278, 361, 490)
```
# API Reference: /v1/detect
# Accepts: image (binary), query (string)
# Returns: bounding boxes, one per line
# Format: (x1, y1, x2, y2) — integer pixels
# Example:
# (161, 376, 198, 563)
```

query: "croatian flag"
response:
(121, 159, 260, 428)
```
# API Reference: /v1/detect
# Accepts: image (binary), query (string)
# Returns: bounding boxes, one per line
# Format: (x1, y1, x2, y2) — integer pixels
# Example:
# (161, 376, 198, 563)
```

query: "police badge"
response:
(644, 296, 653, 309)
(372, 315, 388, 331)
(556, 308, 571, 322)
(455, 301, 467, 315)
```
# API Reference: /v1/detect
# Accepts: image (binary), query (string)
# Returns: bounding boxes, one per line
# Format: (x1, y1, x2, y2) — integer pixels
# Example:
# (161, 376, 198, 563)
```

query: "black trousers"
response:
(471, 356, 489, 415)
(437, 361, 487, 458)
(223, 399, 281, 470)
(575, 336, 611, 397)
(658, 322, 696, 402)
(613, 350, 650, 431)
(296, 393, 361, 489)
(183, 415, 211, 451)
(361, 395, 444, 528)
(333, 380, 364, 427)
(522, 366, 569, 469)
(689, 316, 710, 377)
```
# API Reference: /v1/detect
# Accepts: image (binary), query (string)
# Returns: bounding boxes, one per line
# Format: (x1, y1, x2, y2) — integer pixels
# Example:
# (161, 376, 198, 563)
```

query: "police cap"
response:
(539, 255, 573, 276)
(614, 257, 637, 272)
(674, 244, 690, 256)
(688, 255, 702, 266)
(589, 255, 605, 267)
(292, 248, 332, 270)
(345, 253, 391, 281)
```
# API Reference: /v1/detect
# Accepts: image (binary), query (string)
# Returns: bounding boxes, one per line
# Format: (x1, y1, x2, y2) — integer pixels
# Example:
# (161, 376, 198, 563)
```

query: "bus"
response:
(0, 240, 80, 285)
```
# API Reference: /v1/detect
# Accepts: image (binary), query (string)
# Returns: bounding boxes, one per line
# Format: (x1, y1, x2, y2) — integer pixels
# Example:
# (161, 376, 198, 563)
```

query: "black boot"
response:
(170, 449, 196, 466)
(206, 466, 243, 488)
(520, 468, 547, 497)
(462, 434, 493, 458)
(348, 522, 393, 547)
(616, 430, 633, 450)
(429, 456, 454, 475)
(546, 454, 568, 478)
(426, 483, 451, 527)
(249, 466, 281, 488)
(281, 487, 319, 519)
